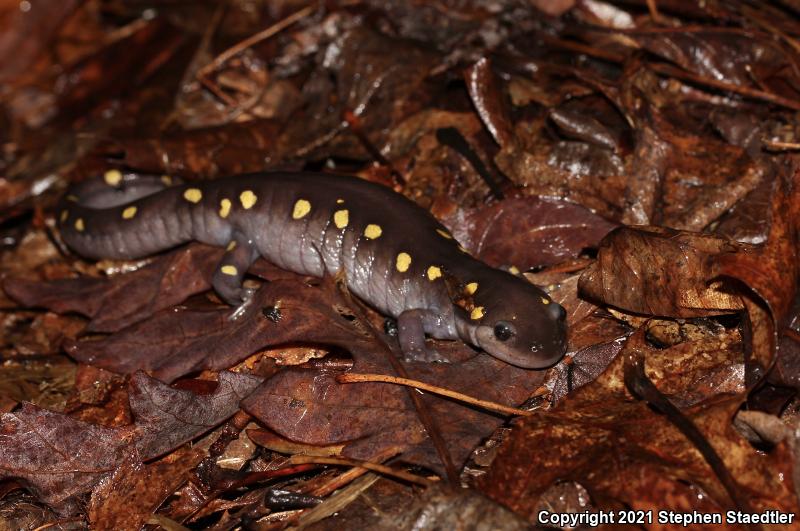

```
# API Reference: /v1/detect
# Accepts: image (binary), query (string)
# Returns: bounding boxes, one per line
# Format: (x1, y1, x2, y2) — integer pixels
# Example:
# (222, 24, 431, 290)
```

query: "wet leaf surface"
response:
(65, 274, 542, 472)
(244, 342, 542, 474)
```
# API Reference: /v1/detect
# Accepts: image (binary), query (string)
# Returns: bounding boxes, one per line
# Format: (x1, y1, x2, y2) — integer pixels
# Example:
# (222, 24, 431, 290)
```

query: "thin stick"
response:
(646, 0, 663, 24)
(764, 140, 800, 151)
(198, 4, 315, 79)
(337, 373, 532, 416)
(289, 455, 435, 486)
(648, 62, 800, 111)
(309, 447, 400, 497)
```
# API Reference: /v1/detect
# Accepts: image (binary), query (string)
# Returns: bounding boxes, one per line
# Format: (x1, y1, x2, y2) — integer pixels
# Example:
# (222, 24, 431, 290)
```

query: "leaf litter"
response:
(1, 1, 800, 529)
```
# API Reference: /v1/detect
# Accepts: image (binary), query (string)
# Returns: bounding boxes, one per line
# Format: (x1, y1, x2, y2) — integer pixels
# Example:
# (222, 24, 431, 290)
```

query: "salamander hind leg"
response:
(397, 309, 449, 364)
(212, 236, 259, 307)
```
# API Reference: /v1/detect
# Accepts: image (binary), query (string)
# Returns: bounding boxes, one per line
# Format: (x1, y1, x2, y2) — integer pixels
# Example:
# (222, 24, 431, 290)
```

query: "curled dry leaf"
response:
(716, 168, 800, 381)
(579, 226, 744, 317)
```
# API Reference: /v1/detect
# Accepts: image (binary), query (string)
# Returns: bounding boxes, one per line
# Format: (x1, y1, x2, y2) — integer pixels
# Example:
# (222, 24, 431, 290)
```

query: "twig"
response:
(764, 140, 800, 151)
(648, 62, 800, 111)
(308, 447, 400, 497)
(337, 372, 532, 416)
(646, 0, 664, 24)
(289, 455, 435, 486)
(784, 328, 800, 342)
(198, 4, 315, 80)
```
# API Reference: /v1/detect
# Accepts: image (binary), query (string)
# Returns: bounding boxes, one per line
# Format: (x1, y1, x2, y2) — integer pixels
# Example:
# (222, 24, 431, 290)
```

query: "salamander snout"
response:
(471, 311, 567, 369)
(458, 273, 568, 369)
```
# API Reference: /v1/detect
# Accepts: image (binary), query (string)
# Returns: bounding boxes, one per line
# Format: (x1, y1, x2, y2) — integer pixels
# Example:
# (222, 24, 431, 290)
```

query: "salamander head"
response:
(454, 270, 567, 369)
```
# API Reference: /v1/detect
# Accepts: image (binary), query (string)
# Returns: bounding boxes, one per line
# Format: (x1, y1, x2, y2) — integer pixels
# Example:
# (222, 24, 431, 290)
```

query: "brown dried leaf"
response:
(88, 447, 205, 531)
(445, 196, 617, 269)
(716, 168, 800, 381)
(65, 279, 364, 382)
(4, 244, 222, 333)
(0, 0, 79, 84)
(478, 330, 799, 522)
(132, 371, 262, 459)
(579, 226, 744, 317)
(243, 350, 541, 473)
(0, 371, 257, 509)
(0, 403, 134, 509)
(465, 57, 514, 147)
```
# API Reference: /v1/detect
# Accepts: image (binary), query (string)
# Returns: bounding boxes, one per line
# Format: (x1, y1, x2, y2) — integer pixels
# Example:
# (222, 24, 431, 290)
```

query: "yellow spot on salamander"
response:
(436, 228, 453, 239)
(161, 175, 172, 186)
(240, 190, 257, 209)
(219, 198, 232, 218)
(464, 282, 478, 295)
(396, 252, 411, 272)
(226, 241, 237, 251)
(541, 297, 550, 305)
(458, 245, 470, 254)
(104, 169, 122, 186)
(60, 210, 68, 223)
(427, 266, 442, 281)
(333, 209, 349, 229)
(122, 206, 137, 219)
(364, 224, 382, 239)
(336, 198, 345, 204)
(220, 265, 238, 276)
(184, 188, 202, 203)
(293, 199, 311, 219)
(470, 306, 485, 320)
(75, 218, 85, 232)
(509, 265, 520, 275)
(66, 194, 79, 202)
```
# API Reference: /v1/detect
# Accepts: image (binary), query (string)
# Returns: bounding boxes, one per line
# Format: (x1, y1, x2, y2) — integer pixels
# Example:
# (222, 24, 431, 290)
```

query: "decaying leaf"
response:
(0, 371, 260, 510)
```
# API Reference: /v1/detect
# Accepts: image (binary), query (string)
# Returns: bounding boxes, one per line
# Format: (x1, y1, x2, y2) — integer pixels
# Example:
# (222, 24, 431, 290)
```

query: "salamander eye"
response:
(493, 321, 514, 342)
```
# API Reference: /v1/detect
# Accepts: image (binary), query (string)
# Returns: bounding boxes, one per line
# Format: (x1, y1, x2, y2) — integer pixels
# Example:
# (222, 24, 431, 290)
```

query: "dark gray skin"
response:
(59, 171, 567, 368)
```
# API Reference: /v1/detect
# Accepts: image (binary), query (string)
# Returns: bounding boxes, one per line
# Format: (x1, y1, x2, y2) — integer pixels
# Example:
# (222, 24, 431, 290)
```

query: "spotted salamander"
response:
(58, 170, 567, 368)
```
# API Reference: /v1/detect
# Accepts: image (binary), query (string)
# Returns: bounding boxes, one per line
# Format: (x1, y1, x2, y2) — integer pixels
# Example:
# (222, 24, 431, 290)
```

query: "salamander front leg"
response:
(212, 237, 259, 309)
(397, 309, 448, 363)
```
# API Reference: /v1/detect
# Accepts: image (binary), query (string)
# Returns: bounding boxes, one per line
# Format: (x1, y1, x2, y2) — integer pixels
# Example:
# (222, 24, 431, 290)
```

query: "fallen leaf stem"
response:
(289, 455, 435, 486)
(337, 372, 532, 417)
(198, 4, 316, 79)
